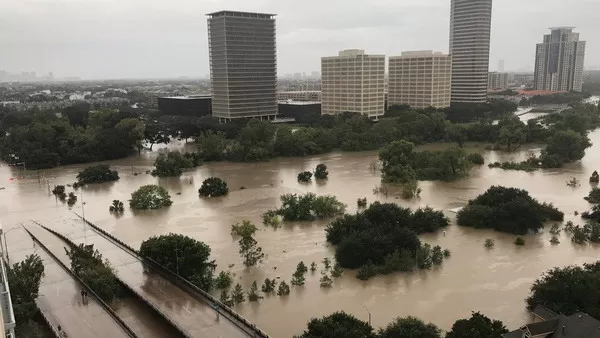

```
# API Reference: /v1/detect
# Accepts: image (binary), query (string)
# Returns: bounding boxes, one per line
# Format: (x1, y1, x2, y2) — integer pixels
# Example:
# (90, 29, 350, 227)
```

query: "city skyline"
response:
(1, 0, 599, 79)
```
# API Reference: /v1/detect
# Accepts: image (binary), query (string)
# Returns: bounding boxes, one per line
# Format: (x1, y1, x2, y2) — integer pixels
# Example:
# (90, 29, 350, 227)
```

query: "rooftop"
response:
(206, 10, 276, 18)
(504, 312, 600, 338)
(391, 50, 448, 58)
(160, 95, 211, 100)
(278, 100, 321, 105)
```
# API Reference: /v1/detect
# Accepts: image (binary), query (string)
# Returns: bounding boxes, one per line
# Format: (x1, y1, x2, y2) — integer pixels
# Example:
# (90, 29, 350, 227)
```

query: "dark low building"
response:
(503, 305, 600, 338)
(277, 101, 321, 119)
(157, 95, 212, 116)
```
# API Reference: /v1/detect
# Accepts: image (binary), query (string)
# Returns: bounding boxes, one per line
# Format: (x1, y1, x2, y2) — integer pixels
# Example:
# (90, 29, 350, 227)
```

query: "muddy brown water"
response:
(2, 129, 600, 337)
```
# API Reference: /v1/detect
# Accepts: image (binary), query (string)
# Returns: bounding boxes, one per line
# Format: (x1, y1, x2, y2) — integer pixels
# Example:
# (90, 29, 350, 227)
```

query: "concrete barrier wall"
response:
(73, 213, 271, 338)
(24, 227, 138, 338)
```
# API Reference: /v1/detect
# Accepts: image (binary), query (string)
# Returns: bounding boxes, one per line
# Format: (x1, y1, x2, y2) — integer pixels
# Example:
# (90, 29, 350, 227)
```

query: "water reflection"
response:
(2, 130, 600, 336)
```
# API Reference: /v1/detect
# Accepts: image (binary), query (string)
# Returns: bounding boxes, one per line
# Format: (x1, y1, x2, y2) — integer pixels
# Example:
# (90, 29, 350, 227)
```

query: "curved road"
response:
(26, 224, 182, 338)
(40, 216, 251, 338)
(30, 236, 131, 338)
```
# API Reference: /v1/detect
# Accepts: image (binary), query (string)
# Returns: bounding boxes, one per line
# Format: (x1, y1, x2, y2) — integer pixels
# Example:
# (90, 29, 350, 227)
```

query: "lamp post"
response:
(1, 226, 21, 265)
(362, 304, 371, 326)
(77, 190, 88, 245)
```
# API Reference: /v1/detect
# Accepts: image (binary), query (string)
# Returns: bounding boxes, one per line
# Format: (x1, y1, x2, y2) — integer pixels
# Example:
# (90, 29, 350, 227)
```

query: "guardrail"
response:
(36, 309, 61, 338)
(23, 226, 138, 338)
(72, 213, 271, 338)
(31, 221, 191, 338)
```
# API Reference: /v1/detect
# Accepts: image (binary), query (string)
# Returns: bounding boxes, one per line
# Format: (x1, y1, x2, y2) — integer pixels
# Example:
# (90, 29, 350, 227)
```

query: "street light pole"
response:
(2, 226, 21, 265)
(362, 304, 371, 326)
(80, 190, 87, 244)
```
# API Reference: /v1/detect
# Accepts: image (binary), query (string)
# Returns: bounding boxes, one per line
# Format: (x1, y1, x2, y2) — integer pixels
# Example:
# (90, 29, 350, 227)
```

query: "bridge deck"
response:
(27, 224, 180, 338)
(43, 216, 250, 338)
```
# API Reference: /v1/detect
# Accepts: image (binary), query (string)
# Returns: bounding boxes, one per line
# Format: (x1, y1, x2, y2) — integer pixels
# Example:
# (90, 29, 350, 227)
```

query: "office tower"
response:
(207, 11, 277, 121)
(534, 27, 586, 92)
(321, 49, 385, 119)
(487, 72, 508, 90)
(449, 0, 493, 103)
(388, 51, 452, 109)
(498, 60, 505, 72)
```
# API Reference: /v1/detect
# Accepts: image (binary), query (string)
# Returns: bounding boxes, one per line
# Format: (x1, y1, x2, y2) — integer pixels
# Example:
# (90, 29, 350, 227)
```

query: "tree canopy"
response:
(325, 202, 449, 275)
(198, 177, 229, 197)
(295, 312, 375, 338)
(457, 186, 564, 235)
(151, 151, 201, 177)
(377, 317, 441, 338)
(269, 193, 346, 222)
(446, 312, 508, 338)
(7, 254, 45, 322)
(129, 184, 173, 210)
(585, 188, 600, 204)
(139, 233, 216, 290)
(76, 164, 119, 184)
(379, 140, 471, 183)
(544, 129, 592, 163)
(526, 261, 600, 318)
(65, 243, 121, 302)
(314, 163, 329, 180)
(0, 109, 145, 169)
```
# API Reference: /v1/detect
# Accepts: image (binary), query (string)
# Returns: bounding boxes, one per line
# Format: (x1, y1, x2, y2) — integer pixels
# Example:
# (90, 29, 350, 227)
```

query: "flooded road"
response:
(2, 129, 600, 337)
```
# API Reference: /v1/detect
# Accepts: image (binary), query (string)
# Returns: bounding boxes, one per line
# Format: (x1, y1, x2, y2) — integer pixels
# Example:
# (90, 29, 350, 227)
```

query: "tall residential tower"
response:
(388, 51, 452, 109)
(321, 49, 385, 119)
(207, 11, 277, 120)
(534, 27, 586, 92)
(449, 0, 493, 103)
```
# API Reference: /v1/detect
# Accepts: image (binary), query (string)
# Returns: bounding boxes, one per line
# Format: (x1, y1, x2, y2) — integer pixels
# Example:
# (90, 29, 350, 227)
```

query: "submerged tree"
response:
(77, 164, 119, 184)
(109, 199, 125, 213)
(248, 281, 262, 301)
(139, 233, 215, 290)
(238, 235, 265, 267)
(261, 278, 277, 293)
(230, 283, 245, 304)
(129, 185, 172, 210)
(277, 280, 290, 296)
(297, 171, 313, 182)
(65, 243, 121, 302)
(314, 163, 329, 180)
(198, 177, 228, 197)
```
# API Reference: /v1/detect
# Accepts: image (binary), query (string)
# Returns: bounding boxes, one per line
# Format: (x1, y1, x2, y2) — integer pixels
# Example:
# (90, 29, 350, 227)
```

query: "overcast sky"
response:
(1, 0, 598, 79)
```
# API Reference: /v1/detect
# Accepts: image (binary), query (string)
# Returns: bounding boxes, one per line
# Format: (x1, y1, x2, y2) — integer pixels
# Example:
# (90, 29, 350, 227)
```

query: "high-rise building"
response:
(321, 49, 385, 119)
(207, 11, 277, 121)
(449, 0, 493, 103)
(534, 27, 586, 92)
(488, 72, 509, 90)
(388, 51, 452, 109)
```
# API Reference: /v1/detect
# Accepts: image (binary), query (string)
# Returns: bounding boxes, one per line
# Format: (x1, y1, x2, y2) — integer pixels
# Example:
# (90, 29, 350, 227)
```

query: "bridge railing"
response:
(23, 227, 138, 338)
(32, 222, 192, 338)
(73, 213, 271, 338)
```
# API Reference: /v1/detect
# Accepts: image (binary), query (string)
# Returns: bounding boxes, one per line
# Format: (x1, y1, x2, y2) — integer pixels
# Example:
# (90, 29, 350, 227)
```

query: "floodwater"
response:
(2, 128, 600, 337)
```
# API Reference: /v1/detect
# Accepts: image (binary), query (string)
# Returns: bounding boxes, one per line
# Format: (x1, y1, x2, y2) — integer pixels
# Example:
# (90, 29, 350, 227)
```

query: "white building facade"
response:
(321, 49, 385, 119)
(388, 51, 452, 109)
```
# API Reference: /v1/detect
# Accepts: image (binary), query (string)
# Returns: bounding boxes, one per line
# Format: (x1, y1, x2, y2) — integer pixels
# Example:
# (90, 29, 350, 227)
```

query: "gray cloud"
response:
(1, 0, 598, 79)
